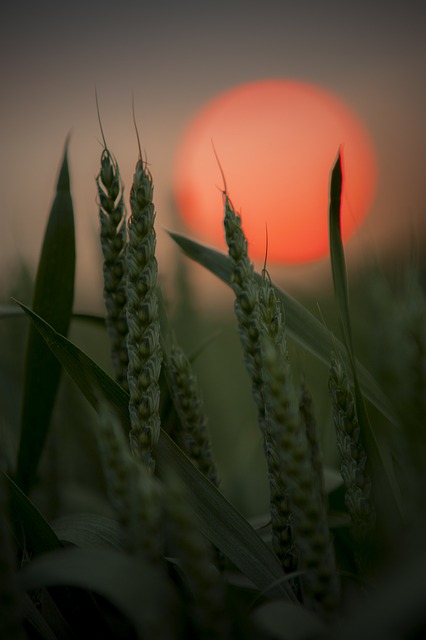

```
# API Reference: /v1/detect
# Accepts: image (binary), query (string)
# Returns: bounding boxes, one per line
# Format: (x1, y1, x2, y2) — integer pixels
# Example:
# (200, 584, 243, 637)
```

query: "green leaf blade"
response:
(2, 471, 62, 556)
(16, 140, 76, 493)
(328, 153, 354, 354)
(328, 152, 403, 524)
(52, 513, 124, 550)
(17, 301, 297, 602)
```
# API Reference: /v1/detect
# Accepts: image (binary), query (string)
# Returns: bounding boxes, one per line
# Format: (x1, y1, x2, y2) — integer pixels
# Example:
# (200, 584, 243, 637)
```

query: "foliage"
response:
(0, 133, 425, 639)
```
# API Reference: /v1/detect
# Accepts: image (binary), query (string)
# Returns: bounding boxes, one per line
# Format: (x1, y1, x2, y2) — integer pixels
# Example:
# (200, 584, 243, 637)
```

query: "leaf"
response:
(156, 433, 295, 601)
(16, 139, 76, 493)
(167, 231, 398, 427)
(2, 471, 62, 555)
(0, 305, 105, 328)
(52, 513, 124, 550)
(23, 594, 59, 640)
(17, 301, 297, 602)
(328, 154, 355, 355)
(18, 548, 179, 640)
(328, 152, 403, 522)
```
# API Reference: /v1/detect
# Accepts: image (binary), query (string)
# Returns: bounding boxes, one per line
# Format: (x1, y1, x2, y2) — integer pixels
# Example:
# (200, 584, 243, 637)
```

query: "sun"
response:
(172, 79, 377, 264)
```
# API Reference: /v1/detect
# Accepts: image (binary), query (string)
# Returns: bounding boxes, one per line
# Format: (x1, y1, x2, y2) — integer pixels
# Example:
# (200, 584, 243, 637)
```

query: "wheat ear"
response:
(262, 337, 340, 614)
(329, 351, 376, 548)
(126, 153, 162, 471)
(96, 404, 164, 562)
(299, 382, 327, 508)
(167, 339, 220, 487)
(221, 187, 297, 575)
(96, 128, 129, 391)
(257, 274, 298, 575)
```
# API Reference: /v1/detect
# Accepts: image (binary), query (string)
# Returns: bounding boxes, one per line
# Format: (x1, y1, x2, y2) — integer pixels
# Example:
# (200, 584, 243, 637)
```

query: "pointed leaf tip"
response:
(330, 151, 343, 208)
(57, 135, 71, 193)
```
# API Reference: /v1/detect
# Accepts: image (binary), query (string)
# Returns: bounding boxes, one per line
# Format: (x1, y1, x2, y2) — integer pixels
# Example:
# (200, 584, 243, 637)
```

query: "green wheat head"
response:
(96, 403, 164, 562)
(96, 144, 129, 391)
(329, 350, 376, 552)
(167, 337, 220, 489)
(221, 182, 339, 612)
(126, 156, 162, 471)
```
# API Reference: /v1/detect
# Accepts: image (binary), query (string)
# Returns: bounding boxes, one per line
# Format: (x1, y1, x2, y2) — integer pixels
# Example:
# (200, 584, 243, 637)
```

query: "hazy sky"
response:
(1, 0, 425, 309)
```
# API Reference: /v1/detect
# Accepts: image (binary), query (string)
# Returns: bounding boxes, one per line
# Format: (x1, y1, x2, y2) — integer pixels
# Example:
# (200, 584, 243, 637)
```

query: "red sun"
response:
(172, 80, 377, 264)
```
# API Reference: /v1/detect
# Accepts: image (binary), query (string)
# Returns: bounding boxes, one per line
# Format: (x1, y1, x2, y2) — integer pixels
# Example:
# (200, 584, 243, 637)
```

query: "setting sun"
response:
(172, 80, 377, 264)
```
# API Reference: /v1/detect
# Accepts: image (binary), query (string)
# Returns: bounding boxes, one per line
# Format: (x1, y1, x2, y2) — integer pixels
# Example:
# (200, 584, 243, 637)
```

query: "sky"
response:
(1, 0, 425, 312)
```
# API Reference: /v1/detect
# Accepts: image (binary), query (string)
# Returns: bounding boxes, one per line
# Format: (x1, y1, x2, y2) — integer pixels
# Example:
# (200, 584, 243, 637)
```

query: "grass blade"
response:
(23, 594, 60, 640)
(0, 306, 105, 329)
(19, 548, 179, 640)
(329, 153, 356, 356)
(16, 139, 76, 493)
(52, 513, 124, 550)
(168, 231, 397, 427)
(16, 300, 297, 601)
(2, 471, 62, 555)
(328, 152, 403, 523)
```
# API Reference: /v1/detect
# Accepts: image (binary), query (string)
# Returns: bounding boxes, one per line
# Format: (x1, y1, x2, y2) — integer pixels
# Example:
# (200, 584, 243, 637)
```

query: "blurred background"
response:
(1, 0, 425, 517)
